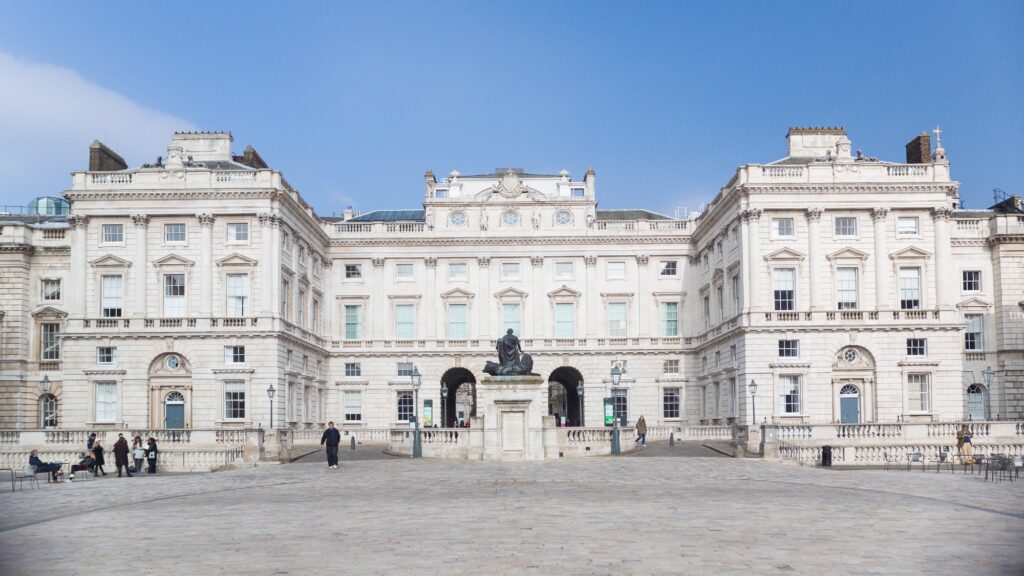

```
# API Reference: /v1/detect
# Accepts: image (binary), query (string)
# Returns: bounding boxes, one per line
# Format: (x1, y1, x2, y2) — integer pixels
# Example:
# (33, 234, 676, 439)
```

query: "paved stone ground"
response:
(0, 442, 1021, 576)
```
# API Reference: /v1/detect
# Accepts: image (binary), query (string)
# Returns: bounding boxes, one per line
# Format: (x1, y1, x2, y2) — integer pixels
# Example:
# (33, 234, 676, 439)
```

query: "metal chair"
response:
(934, 449, 954, 473)
(13, 465, 40, 490)
(883, 451, 897, 471)
(907, 452, 926, 472)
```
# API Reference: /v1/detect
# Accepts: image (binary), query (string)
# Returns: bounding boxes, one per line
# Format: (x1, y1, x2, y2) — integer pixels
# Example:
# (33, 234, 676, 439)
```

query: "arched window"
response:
(966, 384, 986, 421)
(40, 394, 57, 428)
(166, 391, 186, 404)
(839, 384, 860, 397)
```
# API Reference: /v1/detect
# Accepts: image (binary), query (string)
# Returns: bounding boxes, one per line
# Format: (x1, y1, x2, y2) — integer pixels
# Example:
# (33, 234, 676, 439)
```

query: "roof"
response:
(347, 210, 426, 222)
(595, 209, 673, 221)
(952, 210, 993, 218)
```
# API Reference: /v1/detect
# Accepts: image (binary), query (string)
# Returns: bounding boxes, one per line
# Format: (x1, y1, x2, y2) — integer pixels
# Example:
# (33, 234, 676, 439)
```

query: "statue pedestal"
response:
(477, 375, 547, 461)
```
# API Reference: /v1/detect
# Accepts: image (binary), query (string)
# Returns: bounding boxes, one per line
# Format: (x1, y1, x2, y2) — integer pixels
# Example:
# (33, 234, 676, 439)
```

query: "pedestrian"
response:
(132, 436, 146, 474)
(146, 437, 159, 474)
(113, 433, 133, 477)
(87, 432, 97, 451)
(635, 415, 648, 446)
(320, 421, 341, 470)
(69, 451, 95, 480)
(957, 424, 974, 464)
(29, 450, 63, 483)
(92, 439, 108, 476)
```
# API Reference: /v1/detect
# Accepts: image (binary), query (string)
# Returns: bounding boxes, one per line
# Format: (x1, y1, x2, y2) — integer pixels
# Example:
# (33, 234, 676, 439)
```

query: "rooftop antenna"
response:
(993, 188, 1010, 204)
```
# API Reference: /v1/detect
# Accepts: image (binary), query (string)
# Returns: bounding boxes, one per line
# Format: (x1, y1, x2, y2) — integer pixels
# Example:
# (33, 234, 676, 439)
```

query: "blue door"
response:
(839, 384, 860, 423)
(165, 403, 185, 429)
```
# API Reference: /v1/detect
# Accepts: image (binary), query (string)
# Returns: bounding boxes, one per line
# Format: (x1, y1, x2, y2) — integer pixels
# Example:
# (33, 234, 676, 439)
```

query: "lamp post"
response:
(748, 379, 758, 426)
(610, 365, 622, 455)
(576, 381, 584, 427)
(411, 366, 422, 458)
(441, 382, 449, 428)
(266, 384, 276, 429)
(983, 366, 995, 420)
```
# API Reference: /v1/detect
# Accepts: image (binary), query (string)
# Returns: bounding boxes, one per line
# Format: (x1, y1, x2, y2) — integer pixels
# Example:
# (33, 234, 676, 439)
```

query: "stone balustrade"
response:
(76, 169, 277, 190)
(331, 219, 689, 238)
(742, 162, 941, 185)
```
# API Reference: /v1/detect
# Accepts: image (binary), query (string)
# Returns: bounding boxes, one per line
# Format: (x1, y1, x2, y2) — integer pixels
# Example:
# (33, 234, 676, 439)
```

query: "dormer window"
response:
(570, 188, 585, 197)
(435, 188, 448, 199)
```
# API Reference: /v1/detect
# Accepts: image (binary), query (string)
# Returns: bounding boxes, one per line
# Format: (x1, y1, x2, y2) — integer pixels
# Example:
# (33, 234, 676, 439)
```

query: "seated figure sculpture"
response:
(483, 329, 536, 376)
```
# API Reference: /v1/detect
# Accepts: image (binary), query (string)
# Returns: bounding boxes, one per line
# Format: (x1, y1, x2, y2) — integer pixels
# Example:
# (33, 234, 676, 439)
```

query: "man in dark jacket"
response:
(320, 421, 341, 470)
(112, 433, 133, 477)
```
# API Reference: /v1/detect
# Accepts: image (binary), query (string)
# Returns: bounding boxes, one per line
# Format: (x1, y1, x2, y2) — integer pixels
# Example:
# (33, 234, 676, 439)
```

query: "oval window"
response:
(501, 211, 520, 226)
(554, 210, 572, 225)
(448, 212, 467, 226)
(166, 355, 180, 370)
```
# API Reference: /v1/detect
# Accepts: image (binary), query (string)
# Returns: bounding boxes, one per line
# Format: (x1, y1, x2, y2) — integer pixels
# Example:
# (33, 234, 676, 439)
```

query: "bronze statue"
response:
(483, 329, 536, 376)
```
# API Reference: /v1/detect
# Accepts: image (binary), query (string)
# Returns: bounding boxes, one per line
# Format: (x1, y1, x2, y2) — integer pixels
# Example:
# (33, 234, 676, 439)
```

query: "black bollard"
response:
(350, 436, 356, 451)
(669, 432, 675, 447)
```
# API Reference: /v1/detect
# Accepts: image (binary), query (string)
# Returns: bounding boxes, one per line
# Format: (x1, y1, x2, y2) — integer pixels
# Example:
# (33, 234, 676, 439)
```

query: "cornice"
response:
(743, 183, 957, 194)
(330, 235, 692, 248)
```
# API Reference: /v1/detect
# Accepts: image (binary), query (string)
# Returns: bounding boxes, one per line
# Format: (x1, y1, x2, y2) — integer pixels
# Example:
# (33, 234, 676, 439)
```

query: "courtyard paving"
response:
(0, 443, 1021, 575)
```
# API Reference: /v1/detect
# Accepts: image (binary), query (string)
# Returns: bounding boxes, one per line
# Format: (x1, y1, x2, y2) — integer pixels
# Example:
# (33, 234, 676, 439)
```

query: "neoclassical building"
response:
(1, 128, 1022, 438)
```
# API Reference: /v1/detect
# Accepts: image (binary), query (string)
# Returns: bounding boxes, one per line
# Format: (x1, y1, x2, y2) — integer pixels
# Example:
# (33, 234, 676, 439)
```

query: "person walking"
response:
(635, 415, 648, 446)
(320, 421, 341, 470)
(92, 439, 108, 476)
(146, 438, 159, 474)
(113, 433, 133, 477)
(131, 436, 146, 474)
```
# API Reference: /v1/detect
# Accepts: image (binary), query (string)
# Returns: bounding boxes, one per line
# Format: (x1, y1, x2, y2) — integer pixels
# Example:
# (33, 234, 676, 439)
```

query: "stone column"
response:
(258, 213, 277, 316)
(197, 213, 215, 317)
(425, 257, 437, 340)
(68, 215, 89, 319)
(372, 258, 386, 339)
(584, 256, 598, 337)
(932, 207, 954, 310)
(130, 214, 149, 317)
(806, 208, 823, 311)
(871, 208, 890, 310)
(636, 254, 650, 337)
(531, 256, 544, 339)
(742, 209, 762, 311)
(477, 257, 491, 341)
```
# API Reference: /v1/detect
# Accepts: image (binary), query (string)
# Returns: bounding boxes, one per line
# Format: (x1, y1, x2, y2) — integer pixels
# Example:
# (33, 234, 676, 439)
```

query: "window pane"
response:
(607, 261, 625, 279)
(344, 390, 362, 421)
(224, 380, 246, 419)
(660, 302, 679, 336)
(501, 262, 520, 280)
(344, 305, 362, 339)
(663, 388, 680, 419)
(897, 217, 919, 235)
(448, 304, 468, 339)
(502, 303, 521, 335)
(555, 262, 574, 278)
(773, 268, 795, 311)
(772, 218, 794, 236)
(345, 264, 362, 279)
(226, 273, 249, 316)
(41, 323, 61, 360)
(608, 303, 627, 337)
(836, 267, 859, 309)
(397, 392, 414, 421)
(396, 264, 414, 280)
(102, 224, 123, 243)
(964, 314, 983, 350)
(96, 382, 117, 422)
(660, 261, 677, 276)
(396, 305, 415, 339)
(165, 223, 186, 242)
(908, 374, 930, 412)
(101, 275, 123, 317)
(962, 271, 981, 292)
(42, 279, 62, 301)
(555, 303, 574, 338)
(448, 263, 467, 280)
(779, 375, 800, 414)
(164, 274, 186, 316)
(899, 268, 921, 310)
(228, 223, 249, 241)
(835, 217, 857, 236)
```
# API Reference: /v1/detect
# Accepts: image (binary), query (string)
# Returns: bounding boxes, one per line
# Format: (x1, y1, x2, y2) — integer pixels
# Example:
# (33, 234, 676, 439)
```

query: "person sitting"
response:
(69, 451, 96, 480)
(28, 450, 63, 483)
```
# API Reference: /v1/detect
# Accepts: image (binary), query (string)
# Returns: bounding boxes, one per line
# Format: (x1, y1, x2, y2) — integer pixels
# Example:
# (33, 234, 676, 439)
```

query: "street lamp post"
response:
(411, 366, 422, 458)
(983, 366, 995, 420)
(610, 365, 622, 455)
(748, 379, 758, 426)
(266, 384, 276, 429)
(576, 381, 584, 427)
(441, 383, 449, 428)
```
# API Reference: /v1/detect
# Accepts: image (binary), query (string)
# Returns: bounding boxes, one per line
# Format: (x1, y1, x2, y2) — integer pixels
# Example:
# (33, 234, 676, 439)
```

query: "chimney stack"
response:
(233, 145, 268, 169)
(343, 208, 354, 221)
(89, 140, 128, 171)
(905, 132, 931, 164)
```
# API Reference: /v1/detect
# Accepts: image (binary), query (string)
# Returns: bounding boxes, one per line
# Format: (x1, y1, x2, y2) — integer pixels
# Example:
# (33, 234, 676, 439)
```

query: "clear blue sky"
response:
(1, 1, 1021, 214)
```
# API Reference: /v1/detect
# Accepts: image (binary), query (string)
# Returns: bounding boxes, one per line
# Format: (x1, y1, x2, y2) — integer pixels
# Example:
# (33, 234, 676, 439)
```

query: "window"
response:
(42, 279, 61, 301)
(730, 345, 737, 362)
(554, 210, 573, 225)
(344, 305, 362, 339)
(316, 360, 322, 378)
(163, 274, 186, 316)
(907, 373, 930, 412)
(501, 211, 520, 226)
(102, 223, 123, 243)
(97, 346, 116, 365)
(731, 275, 741, 313)
(703, 296, 710, 330)
(779, 375, 801, 415)
(501, 262, 520, 281)
(716, 286, 724, 321)
(225, 274, 249, 317)
(101, 275, 123, 317)
(702, 356, 707, 372)
(716, 241, 723, 257)
(344, 391, 362, 422)
(607, 303, 627, 337)
(778, 339, 799, 358)
(397, 392, 414, 421)
(344, 362, 361, 377)
(834, 216, 857, 236)
(772, 218, 794, 237)
(555, 303, 574, 338)
(448, 304, 468, 339)
(448, 263, 467, 281)
(345, 264, 362, 279)
(570, 187, 585, 197)
(227, 222, 249, 242)
(660, 261, 678, 276)
(41, 323, 60, 360)
(502, 303, 521, 335)
(40, 394, 57, 428)
(899, 268, 922, 310)
(312, 299, 321, 332)
(731, 226, 739, 246)
(397, 362, 414, 377)
(164, 223, 186, 243)
(555, 261, 574, 279)
(223, 381, 246, 419)
(906, 338, 927, 357)
(611, 388, 628, 424)
(280, 280, 290, 319)
(95, 382, 117, 422)
(962, 270, 981, 292)
(964, 315, 983, 350)
(607, 261, 626, 280)
(663, 359, 679, 374)
(287, 350, 292, 367)
(702, 254, 709, 272)
(836, 267, 859, 310)
(897, 217, 919, 236)
(773, 268, 795, 311)
(663, 388, 680, 419)
(225, 345, 246, 364)
(715, 351, 721, 367)
(395, 304, 415, 339)
(434, 188, 448, 199)
(298, 289, 306, 327)
(395, 263, 414, 281)
(660, 302, 679, 336)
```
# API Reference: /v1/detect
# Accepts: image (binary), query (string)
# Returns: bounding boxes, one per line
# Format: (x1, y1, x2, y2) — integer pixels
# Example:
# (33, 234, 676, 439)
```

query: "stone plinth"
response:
(477, 374, 547, 461)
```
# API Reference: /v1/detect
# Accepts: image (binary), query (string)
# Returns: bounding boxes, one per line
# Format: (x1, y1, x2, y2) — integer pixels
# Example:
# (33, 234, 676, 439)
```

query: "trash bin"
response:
(821, 445, 833, 467)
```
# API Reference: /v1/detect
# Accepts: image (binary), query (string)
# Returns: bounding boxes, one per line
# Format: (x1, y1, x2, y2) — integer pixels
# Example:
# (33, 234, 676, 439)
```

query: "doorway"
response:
(547, 366, 584, 426)
(838, 384, 861, 423)
(164, 392, 185, 429)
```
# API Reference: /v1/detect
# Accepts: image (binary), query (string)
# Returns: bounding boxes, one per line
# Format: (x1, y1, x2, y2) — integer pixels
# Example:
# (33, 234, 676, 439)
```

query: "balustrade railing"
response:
(565, 428, 613, 445)
(885, 165, 929, 177)
(214, 171, 258, 182)
(761, 166, 804, 178)
(90, 173, 133, 184)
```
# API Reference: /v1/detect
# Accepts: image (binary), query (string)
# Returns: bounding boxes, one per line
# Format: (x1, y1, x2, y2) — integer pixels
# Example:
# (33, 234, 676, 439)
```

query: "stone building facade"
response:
(1, 128, 1021, 437)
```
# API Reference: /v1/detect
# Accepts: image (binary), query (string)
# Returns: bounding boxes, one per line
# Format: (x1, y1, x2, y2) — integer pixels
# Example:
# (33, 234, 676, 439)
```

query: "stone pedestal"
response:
(477, 375, 547, 461)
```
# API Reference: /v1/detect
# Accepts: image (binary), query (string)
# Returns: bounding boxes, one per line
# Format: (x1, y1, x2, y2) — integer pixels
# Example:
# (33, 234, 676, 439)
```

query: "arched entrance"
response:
(548, 367, 584, 427)
(440, 367, 476, 427)
(832, 346, 875, 423)
(966, 384, 986, 420)
(164, 391, 186, 429)
(149, 353, 192, 428)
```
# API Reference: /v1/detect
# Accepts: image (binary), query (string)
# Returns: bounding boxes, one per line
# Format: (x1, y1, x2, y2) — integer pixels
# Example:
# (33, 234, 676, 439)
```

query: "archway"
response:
(548, 366, 584, 427)
(832, 346, 876, 423)
(148, 353, 192, 428)
(440, 367, 476, 427)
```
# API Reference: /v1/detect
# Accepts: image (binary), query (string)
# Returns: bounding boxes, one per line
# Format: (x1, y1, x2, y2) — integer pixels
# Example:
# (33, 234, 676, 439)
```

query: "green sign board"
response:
(603, 398, 615, 426)
(423, 400, 433, 428)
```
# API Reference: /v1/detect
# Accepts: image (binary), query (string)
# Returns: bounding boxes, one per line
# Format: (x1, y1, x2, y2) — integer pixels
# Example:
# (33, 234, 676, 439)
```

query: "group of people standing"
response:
(28, 433, 161, 483)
